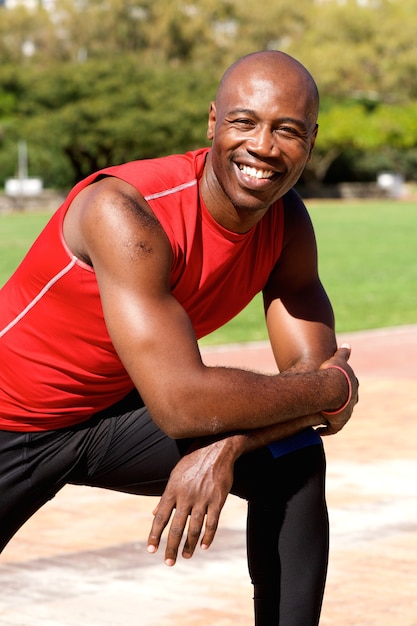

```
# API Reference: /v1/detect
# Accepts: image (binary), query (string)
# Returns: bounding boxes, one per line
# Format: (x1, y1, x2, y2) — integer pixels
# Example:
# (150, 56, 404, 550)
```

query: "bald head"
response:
(204, 50, 320, 220)
(216, 50, 319, 128)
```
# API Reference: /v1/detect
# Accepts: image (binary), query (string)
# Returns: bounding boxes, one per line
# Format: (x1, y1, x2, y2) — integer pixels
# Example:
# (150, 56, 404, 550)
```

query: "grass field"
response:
(205, 199, 417, 344)
(1, 199, 416, 345)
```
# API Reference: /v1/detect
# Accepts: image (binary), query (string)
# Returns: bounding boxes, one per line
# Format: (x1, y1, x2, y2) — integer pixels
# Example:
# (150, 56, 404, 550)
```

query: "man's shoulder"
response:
(281, 187, 305, 209)
(281, 188, 311, 223)
(102, 148, 210, 195)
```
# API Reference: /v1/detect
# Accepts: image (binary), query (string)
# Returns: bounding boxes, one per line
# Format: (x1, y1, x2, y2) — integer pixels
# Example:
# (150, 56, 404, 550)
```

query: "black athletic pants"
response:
(0, 391, 328, 625)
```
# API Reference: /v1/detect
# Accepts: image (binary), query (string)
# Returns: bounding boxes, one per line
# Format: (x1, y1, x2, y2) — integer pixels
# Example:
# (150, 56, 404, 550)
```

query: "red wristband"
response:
(322, 365, 352, 416)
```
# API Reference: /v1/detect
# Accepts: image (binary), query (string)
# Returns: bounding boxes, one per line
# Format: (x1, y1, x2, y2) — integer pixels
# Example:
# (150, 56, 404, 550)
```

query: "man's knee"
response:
(231, 443, 326, 503)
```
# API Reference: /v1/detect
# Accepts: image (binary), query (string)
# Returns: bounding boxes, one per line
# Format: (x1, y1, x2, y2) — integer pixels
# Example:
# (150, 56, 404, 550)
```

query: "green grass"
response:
(1, 200, 417, 345)
(0, 211, 52, 285)
(309, 199, 417, 333)
(203, 199, 417, 344)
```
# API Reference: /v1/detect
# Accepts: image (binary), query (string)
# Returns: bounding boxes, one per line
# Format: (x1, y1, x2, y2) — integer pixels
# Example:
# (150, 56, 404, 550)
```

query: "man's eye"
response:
(278, 126, 300, 136)
(233, 119, 254, 127)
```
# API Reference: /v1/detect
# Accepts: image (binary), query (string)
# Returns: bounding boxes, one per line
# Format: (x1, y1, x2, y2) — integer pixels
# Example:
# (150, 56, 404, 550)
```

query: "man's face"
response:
(206, 70, 318, 216)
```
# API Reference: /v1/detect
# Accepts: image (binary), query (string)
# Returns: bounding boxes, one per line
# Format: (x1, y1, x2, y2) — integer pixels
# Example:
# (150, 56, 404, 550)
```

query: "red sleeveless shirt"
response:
(0, 149, 284, 431)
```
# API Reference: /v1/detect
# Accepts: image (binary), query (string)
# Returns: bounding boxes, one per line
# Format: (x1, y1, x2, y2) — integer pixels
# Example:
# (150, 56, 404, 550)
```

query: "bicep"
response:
(76, 179, 205, 412)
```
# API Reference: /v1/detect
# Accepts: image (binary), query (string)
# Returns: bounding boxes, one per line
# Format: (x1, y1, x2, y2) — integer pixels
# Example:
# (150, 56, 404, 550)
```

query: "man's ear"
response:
(207, 102, 216, 141)
(307, 123, 318, 162)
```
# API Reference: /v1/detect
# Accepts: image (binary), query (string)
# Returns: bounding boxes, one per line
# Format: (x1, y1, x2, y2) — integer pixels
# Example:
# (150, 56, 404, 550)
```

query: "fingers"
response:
(320, 343, 352, 372)
(315, 422, 336, 436)
(185, 504, 220, 555)
(163, 504, 202, 566)
(146, 437, 234, 566)
(163, 507, 190, 566)
(335, 342, 351, 361)
(147, 500, 221, 566)
(314, 425, 330, 436)
(147, 495, 173, 557)
(181, 506, 207, 559)
(165, 502, 221, 565)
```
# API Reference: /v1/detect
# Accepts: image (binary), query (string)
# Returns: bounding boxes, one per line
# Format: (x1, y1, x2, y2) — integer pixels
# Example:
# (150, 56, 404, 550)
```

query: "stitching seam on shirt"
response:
(0, 256, 78, 338)
(144, 179, 197, 201)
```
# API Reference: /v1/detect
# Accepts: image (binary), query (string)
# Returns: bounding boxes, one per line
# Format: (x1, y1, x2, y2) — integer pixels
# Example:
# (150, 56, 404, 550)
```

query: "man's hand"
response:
(147, 438, 236, 566)
(318, 343, 359, 436)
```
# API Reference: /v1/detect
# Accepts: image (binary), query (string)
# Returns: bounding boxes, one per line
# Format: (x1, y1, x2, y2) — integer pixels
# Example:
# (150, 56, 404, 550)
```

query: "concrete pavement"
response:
(0, 326, 416, 625)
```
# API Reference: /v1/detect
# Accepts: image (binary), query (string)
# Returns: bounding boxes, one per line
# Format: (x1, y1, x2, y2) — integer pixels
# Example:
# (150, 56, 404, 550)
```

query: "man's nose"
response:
(247, 126, 279, 156)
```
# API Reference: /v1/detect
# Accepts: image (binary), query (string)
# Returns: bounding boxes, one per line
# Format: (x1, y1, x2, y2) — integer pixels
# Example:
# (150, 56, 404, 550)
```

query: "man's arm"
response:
(65, 179, 355, 439)
(146, 190, 358, 565)
(227, 190, 358, 457)
(65, 179, 357, 565)
(265, 189, 336, 366)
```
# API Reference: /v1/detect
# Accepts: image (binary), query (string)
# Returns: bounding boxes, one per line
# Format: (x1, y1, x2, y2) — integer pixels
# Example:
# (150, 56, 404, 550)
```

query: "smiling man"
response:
(203, 52, 318, 230)
(0, 51, 358, 625)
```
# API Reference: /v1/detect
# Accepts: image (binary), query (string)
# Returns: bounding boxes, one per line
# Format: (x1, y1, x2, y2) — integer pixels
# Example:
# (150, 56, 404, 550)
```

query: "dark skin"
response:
(63, 51, 358, 566)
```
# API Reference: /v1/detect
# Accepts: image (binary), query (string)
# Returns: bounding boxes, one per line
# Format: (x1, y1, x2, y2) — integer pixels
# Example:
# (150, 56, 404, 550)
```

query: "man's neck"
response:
(200, 164, 269, 234)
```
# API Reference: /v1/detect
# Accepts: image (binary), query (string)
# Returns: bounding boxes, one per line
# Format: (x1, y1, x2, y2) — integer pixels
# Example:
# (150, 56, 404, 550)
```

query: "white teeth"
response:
(239, 164, 274, 179)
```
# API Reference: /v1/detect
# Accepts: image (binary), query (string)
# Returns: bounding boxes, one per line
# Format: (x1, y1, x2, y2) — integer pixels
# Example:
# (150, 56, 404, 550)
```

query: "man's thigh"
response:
(0, 392, 185, 550)
(0, 426, 89, 551)
(80, 402, 188, 495)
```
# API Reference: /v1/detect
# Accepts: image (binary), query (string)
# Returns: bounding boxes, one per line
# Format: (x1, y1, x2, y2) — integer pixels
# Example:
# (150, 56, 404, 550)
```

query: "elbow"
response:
(136, 370, 223, 439)
(148, 401, 220, 440)
(152, 409, 209, 439)
(152, 409, 189, 439)
(162, 422, 195, 439)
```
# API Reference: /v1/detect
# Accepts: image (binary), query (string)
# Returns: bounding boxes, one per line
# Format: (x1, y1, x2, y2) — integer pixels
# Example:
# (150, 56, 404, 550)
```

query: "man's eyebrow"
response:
(227, 108, 257, 117)
(227, 109, 308, 130)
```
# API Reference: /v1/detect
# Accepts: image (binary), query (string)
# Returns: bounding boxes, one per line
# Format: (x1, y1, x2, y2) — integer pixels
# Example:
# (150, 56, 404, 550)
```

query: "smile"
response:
(238, 164, 276, 180)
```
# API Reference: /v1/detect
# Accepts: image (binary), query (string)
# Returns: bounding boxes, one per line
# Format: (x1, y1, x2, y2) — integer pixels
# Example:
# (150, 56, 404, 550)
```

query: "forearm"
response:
(145, 363, 349, 439)
(201, 412, 324, 464)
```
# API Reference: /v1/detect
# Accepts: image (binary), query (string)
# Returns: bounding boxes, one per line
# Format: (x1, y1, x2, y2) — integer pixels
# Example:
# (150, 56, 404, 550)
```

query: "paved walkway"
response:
(1, 326, 416, 625)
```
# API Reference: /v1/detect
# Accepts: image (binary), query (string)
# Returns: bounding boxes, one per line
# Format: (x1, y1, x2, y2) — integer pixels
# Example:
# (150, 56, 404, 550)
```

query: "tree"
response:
(286, 0, 417, 104)
(305, 100, 417, 185)
(2, 0, 417, 190)
(14, 57, 216, 187)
